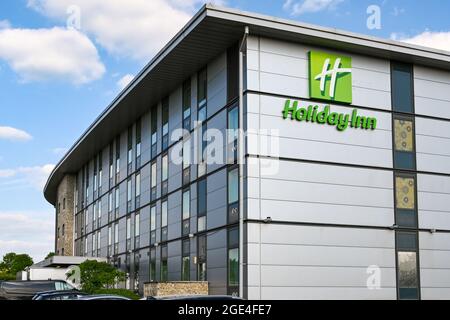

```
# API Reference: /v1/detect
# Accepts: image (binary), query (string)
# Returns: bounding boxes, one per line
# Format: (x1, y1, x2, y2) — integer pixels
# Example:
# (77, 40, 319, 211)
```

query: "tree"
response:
(68, 260, 126, 294)
(45, 252, 56, 259)
(0, 253, 33, 275)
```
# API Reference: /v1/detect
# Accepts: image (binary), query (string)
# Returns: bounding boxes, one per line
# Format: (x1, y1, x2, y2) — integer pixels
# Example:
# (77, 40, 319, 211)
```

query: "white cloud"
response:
(27, 0, 218, 61)
(283, 0, 344, 16)
(391, 7, 405, 17)
(0, 211, 54, 262)
(117, 74, 134, 91)
(399, 31, 450, 53)
(0, 27, 105, 84)
(0, 20, 11, 29)
(0, 126, 33, 141)
(0, 164, 55, 191)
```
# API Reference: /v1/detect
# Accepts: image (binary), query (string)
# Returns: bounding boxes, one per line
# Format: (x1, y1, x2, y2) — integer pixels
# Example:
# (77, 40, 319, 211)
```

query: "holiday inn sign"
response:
(281, 51, 377, 131)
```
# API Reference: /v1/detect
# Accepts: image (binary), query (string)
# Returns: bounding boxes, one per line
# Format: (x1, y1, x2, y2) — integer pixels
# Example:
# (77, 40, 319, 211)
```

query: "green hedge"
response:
(92, 288, 141, 300)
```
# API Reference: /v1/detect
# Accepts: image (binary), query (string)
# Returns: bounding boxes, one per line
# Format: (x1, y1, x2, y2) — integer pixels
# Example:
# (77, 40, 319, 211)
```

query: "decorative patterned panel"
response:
(396, 177, 415, 209)
(395, 119, 414, 152)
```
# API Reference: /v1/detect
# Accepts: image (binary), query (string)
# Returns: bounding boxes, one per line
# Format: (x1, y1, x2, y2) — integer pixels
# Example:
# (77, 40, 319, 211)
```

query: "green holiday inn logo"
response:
(282, 100, 377, 132)
(309, 51, 352, 104)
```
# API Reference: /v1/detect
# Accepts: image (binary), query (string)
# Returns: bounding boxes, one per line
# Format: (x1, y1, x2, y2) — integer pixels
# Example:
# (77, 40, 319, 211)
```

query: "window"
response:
(150, 206, 156, 232)
(84, 210, 88, 229)
(109, 143, 114, 185)
(108, 192, 113, 213)
(94, 158, 97, 193)
(150, 248, 156, 282)
(197, 178, 207, 232)
(97, 198, 102, 226)
(197, 235, 207, 281)
(85, 164, 89, 203)
(108, 225, 112, 255)
(58, 203, 61, 215)
(62, 224, 65, 236)
(92, 232, 96, 255)
(161, 153, 168, 196)
(228, 228, 239, 294)
(392, 62, 414, 113)
(182, 189, 190, 236)
(85, 237, 88, 255)
(182, 240, 190, 281)
(114, 223, 119, 244)
(197, 68, 207, 122)
(162, 97, 169, 150)
(227, 43, 239, 102)
(393, 115, 416, 170)
(198, 123, 207, 177)
(151, 106, 157, 157)
(396, 232, 420, 300)
(182, 139, 191, 185)
(135, 172, 141, 208)
(228, 167, 239, 223)
(150, 205, 156, 245)
(127, 178, 132, 212)
(97, 231, 101, 251)
(98, 151, 103, 191)
(395, 173, 417, 228)
(63, 198, 66, 210)
(151, 161, 157, 200)
(136, 118, 142, 168)
(115, 136, 120, 181)
(114, 187, 119, 215)
(127, 126, 133, 165)
(183, 80, 191, 130)
(93, 202, 97, 227)
(126, 217, 131, 240)
(161, 199, 168, 242)
(161, 245, 168, 282)
(135, 213, 140, 238)
(227, 106, 239, 163)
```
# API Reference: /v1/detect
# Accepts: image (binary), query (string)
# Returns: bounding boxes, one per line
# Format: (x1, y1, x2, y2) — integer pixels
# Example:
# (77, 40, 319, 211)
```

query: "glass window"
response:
(182, 240, 190, 281)
(183, 139, 190, 169)
(183, 80, 191, 127)
(135, 173, 141, 197)
(398, 251, 419, 299)
(126, 217, 131, 240)
(183, 190, 190, 220)
(128, 126, 133, 164)
(395, 176, 415, 210)
(161, 246, 168, 282)
(135, 213, 140, 237)
(151, 162, 157, 188)
(151, 206, 156, 231)
(97, 231, 101, 250)
(228, 168, 239, 204)
(394, 116, 416, 170)
(162, 97, 169, 136)
(198, 68, 207, 108)
(92, 233, 96, 252)
(127, 178, 132, 202)
(98, 199, 101, 219)
(151, 106, 157, 146)
(228, 228, 239, 248)
(150, 248, 156, 281)
(228, 248, 239, 286)
(115, 188, 119, 209)
(108, 192, 113, 212)
(114, 223, 119, 244)
(396, 232, 418, 251)
(228, 106, 239, 143)
(197, 216, 206, 233)
(392, 62, 414, 113)
(108, 226, 112, 246)
(198, 178, 206, 216)
(136, 118, 141, 157)
(161, 200, 168, 227)
(162, 154, 168, 181)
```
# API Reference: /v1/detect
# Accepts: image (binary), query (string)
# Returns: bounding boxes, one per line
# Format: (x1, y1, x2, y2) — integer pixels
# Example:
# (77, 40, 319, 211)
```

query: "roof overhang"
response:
(44, 4, 450, 205)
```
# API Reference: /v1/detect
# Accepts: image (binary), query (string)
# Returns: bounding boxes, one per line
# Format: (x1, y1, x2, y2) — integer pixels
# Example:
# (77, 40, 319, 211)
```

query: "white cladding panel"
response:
(246, 159, 394, 227)
(246, 223, 396, 300)
(246, 36, 392, 110)
(418, 174, 450, 230)
(420, 232, 450, 300)
(414, 66, 450, 119)
(416, 117, 450, 174)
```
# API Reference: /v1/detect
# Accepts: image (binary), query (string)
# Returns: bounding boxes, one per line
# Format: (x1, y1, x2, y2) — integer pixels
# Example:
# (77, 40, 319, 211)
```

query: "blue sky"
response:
(0, 0, 449, 262)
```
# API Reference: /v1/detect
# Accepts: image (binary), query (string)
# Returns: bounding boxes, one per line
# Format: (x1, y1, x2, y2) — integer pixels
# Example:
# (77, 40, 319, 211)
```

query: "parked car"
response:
(0, 280, 75, 300)
(32, 290, 87, 300)
(145, 295, 243, 300)
(76, 294, 131, 300)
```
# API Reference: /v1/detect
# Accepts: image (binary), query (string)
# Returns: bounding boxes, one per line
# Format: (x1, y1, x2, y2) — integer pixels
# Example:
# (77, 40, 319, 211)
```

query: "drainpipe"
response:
(238, 25, 249, 299)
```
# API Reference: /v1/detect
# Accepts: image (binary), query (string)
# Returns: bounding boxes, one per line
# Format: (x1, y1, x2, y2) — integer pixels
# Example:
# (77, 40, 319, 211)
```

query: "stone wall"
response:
(55, 174, 76, 256)
(144, 282, 209, 297)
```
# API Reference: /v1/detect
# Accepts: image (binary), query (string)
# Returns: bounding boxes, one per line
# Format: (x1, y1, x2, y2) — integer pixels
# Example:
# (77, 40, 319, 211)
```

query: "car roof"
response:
(35, 290, 82, 296)
(78, 294, 131, 300)
(151, 295, 242, 300)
